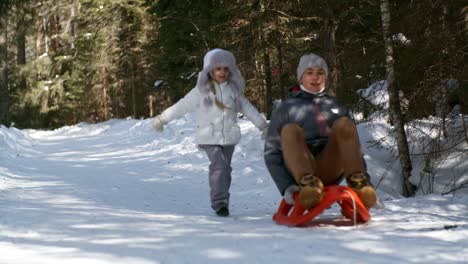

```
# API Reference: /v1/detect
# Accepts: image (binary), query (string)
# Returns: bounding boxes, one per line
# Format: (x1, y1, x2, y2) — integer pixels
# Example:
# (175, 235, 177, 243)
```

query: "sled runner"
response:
(273, 185, 370, 227)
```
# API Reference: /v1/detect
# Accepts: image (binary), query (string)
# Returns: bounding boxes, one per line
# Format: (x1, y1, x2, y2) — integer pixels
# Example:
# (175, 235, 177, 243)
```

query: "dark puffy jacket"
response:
(264, 87, 349, 194)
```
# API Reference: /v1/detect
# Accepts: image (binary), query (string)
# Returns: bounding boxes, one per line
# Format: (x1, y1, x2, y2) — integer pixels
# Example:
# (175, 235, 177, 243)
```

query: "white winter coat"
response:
(160, 81, 266, 145)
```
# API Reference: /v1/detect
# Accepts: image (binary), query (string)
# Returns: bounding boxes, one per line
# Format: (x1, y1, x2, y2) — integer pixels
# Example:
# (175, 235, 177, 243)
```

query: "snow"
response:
(1, 114, 467, 263)
(356, 80, 409, 120)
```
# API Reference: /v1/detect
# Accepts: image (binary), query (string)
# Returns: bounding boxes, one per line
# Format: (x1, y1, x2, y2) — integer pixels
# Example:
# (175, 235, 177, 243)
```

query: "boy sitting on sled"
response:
(264, 53, 377, 210)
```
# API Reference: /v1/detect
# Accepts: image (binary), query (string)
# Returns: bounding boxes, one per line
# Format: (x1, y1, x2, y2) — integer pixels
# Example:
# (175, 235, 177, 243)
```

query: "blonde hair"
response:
(208, 79, 230, 110)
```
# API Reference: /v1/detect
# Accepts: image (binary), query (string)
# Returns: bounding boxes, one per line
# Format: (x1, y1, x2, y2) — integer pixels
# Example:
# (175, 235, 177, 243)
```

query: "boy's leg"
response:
(280, 124, 316, 181)
(315, 117, 364, 184)
(201, 145, 235, 212)
(316, 117, 376, 208)
(280, 124, 324, 209)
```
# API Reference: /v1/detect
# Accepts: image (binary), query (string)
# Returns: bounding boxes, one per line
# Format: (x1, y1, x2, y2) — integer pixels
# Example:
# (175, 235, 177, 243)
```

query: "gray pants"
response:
(200, 145, 235, 211)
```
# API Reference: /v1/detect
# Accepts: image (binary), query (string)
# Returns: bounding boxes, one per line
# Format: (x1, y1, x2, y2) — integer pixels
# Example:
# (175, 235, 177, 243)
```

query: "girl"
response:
(153, 48, 268, 217)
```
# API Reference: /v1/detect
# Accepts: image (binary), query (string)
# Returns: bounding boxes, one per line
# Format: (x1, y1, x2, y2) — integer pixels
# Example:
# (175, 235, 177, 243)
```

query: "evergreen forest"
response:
(0, 0, 466, 129)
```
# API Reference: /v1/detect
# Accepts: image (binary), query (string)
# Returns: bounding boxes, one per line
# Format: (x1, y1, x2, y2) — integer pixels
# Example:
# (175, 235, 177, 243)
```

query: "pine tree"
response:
(380, 0, 415, 197)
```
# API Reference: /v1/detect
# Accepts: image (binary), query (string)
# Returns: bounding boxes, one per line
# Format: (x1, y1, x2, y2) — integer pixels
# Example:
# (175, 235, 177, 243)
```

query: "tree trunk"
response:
(34, 1, 46, 56)
(131, 66, 137, 119)
(277, 43, 286, 100)
(463, 5, 468, 37)
(43, 7, 49, 54)
(16, 17, 26, 65)
(149, 95, 155, 117)
(258, 0, 272, 119)
(70, 0, 78, 49)
(49, 13, 58, 54)
(0, 18, 9, 126)
(380, 0, 415, 197)
(321, 3, 339, 97)
(102, 67, 108, 120)
(263, 46, 273, 119)
(16, 13, 27, 91)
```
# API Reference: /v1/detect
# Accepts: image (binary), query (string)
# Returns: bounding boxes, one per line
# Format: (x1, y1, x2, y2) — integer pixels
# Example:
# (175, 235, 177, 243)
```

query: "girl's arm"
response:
(159, 88, 200, 123)
(237, 95, 267, 130)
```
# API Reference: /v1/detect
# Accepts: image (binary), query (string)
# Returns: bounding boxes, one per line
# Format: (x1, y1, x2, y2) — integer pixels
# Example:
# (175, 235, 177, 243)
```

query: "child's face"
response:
(300, 67, 326, 93)
(211, 66, 230, 84)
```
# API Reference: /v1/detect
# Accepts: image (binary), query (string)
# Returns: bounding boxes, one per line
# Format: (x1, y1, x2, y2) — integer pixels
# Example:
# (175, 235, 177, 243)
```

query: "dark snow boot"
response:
(215, 206, 229, 217)
(298, 175, 324, 210)
(346, 173, 377, 208)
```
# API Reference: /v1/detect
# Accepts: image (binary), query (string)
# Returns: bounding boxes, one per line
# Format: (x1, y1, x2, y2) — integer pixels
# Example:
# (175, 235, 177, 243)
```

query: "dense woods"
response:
(0, 1, 467, 196)
(0, 0, 465, 125)
(0, 0, 464, 127)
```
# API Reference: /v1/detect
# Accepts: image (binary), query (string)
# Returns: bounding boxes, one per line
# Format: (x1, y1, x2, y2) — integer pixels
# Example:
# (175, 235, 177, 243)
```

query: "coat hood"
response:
(195, 48, 245, 95)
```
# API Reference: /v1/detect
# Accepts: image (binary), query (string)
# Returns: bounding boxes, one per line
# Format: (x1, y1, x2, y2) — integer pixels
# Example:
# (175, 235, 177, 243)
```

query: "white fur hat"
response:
(296, 53, 329, 81)
(196, 48, 245, 94)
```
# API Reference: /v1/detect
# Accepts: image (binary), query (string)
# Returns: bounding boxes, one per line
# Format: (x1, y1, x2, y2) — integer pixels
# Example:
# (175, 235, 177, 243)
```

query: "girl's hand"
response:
(153, 115, 166, 132)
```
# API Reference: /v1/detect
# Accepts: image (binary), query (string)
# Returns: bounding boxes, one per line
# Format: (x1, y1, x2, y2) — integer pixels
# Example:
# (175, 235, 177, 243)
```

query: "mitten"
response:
(153, 115, 167, 132)
(374, 195, 386, 209)
(284, 185, 300, 205)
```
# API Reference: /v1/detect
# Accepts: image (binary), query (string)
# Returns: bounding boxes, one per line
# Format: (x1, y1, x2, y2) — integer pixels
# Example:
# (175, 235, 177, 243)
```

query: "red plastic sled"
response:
(273, 185, 370, 227)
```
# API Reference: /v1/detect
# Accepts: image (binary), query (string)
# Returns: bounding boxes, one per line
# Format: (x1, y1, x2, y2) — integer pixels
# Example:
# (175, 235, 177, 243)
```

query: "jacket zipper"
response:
(313, 99, 328, 137)
(218, 83, 226, 145)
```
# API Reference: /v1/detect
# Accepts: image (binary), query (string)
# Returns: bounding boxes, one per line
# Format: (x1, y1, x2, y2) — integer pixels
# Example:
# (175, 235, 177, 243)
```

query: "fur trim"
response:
(196, 49, 244, 95)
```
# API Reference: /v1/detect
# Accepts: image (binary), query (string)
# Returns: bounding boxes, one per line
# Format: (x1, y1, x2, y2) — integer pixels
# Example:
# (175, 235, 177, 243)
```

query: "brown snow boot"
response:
(346, 173, 377, 208)
(298, 175, 324, 209)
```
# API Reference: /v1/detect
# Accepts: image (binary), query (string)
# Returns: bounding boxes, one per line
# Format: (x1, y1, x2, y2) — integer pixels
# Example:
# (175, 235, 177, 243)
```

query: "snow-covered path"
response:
(1, 117, 467, 263)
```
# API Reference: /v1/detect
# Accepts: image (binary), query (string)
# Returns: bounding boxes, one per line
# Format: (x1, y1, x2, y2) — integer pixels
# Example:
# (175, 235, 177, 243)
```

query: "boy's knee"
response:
(280, 123, 303, 139)
(332, 117, 357, 139)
